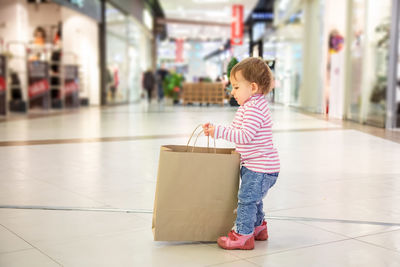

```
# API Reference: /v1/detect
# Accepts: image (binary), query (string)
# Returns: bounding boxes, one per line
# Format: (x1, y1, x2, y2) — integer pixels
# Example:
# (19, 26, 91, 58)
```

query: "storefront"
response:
(272, 0, 305, 108)
(0, 0, 156, 113)
(267, 25, 303, 106)
(0, 0, 101, 112)
(272, 0, 397, 128)
(387, 0, 400, 128)
(105, 2, 153, 104)
(294, 0, 393, 126)
(344, 0, 392, 127)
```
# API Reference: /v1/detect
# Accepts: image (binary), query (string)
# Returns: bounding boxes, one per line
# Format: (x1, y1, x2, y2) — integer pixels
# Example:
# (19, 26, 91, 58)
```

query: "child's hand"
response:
(202, 123, 210, 136)
(202, 123, 215, 138)
(208, 125, 215, 138)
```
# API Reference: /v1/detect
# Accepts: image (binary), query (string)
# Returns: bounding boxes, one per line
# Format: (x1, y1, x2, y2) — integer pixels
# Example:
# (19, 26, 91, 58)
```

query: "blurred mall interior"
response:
(0, 0, 400, 266)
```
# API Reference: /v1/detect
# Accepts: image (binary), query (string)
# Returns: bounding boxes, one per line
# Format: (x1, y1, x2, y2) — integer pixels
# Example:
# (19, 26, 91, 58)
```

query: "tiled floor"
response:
(0, 101, 400, 266)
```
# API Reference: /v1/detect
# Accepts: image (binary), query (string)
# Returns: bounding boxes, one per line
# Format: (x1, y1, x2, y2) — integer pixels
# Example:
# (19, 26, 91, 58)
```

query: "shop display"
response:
(370, 21, 390, 105)
(28, 61, 50, 109)
(50, 43, 63, 108)
(64, 65, 80, 107)
(9, 72, 26, 112)
(274, 41, 302, 106)
(363, 19, 390, 127)
(106, 3, 150, 104)
(0, 55, 6, 115)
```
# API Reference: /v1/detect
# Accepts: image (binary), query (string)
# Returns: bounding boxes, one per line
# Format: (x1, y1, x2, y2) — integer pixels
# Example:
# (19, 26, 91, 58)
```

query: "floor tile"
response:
(297, 220, 400, 239)
(38, 228, 242, 267)
(0, 225, 32, 254)
(0, 249, 60, 267)
(247, 239, 400, 267)
(0, 209, 149, 246)
(0, 179, 105, 207)
(204, 220, 347, 259)
(208, 259, 260, 267)
(272, 193, 400, 238)
(356, 229, 400, 252)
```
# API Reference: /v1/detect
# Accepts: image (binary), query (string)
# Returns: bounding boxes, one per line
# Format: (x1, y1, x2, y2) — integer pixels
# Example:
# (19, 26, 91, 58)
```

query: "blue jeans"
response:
(158, 84, 164, 100)
(235, 166, 278, 235)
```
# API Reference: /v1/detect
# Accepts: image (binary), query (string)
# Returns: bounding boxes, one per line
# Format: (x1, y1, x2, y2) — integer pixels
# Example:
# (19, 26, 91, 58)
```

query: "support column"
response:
(99, 0, 107, 105)
(386, 0, 400, 128)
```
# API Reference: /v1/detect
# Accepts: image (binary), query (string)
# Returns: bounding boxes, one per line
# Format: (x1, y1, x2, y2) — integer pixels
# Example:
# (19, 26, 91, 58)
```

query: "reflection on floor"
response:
(1, 101, 400, 266)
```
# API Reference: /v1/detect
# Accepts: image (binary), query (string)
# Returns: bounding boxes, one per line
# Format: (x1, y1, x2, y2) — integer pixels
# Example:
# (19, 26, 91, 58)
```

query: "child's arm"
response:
(203, 108, 241, 138)
(214, 106, 264, 144)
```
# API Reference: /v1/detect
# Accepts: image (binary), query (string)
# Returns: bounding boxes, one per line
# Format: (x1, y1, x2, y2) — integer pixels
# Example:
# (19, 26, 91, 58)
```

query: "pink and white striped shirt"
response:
(215, 94, 280, 173)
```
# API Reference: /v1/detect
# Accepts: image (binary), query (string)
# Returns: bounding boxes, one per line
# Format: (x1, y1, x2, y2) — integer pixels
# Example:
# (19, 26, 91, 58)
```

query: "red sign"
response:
(0, 77, 5, 92)
(231, 5, 244, 46)
(28, 79, 49, 98)
(0, 55, 5, 93)
(64, 81, 79, 95)
(175, 38, 184, 63)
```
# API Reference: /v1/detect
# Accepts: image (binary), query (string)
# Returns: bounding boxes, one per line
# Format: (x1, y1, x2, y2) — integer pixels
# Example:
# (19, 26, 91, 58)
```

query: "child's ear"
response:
(251, 82, 259, 94)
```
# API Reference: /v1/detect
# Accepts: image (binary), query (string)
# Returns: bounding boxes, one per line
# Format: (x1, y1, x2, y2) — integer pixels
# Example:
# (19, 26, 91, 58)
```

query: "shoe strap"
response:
(228, 230, 239, 240)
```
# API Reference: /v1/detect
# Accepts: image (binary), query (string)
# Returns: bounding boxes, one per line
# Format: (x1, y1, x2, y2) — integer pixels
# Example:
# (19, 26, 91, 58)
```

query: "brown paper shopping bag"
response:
(152, 126, 240, 241)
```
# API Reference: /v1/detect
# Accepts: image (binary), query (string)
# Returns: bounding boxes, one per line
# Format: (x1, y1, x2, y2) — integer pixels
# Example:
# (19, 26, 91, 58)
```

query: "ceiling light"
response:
(192, 0, 229, 3)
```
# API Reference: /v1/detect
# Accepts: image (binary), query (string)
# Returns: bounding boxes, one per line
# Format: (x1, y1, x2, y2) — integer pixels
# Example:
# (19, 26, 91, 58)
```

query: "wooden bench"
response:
(182, 82, 224, 106)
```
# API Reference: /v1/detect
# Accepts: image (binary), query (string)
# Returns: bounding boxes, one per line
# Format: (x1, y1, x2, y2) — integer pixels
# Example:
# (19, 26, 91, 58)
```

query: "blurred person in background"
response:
(143, 69, 155, 103)
(30, 26, 47, 61)
(113, 67, 119, 100)
(106, 67, 115, 101)
(33, 26, 46, 45)
(50, 25, 62, 106)
(156, 64, 169, 102)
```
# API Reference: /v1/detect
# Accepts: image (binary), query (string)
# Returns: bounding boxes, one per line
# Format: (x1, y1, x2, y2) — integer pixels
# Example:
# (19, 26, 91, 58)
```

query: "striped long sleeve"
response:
(214, 94, 280, 173)
(215, 105, 263, 144)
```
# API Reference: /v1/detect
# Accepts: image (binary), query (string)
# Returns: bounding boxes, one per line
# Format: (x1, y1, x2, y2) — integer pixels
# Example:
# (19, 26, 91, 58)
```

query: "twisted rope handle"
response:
(186, 124, 216, 153)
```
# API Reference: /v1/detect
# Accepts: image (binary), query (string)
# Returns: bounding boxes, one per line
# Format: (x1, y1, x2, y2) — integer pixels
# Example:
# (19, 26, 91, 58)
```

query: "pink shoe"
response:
(254, 221, 268, 241)
(217, 230, 254, 250)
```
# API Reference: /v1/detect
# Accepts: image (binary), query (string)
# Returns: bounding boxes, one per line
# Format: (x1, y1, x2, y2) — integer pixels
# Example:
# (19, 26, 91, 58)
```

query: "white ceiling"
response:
(158, 0, 258, 40)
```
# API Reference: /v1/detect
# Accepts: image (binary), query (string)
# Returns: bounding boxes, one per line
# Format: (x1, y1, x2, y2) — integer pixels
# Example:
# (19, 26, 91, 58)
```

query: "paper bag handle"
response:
(186, 124, 216, 153)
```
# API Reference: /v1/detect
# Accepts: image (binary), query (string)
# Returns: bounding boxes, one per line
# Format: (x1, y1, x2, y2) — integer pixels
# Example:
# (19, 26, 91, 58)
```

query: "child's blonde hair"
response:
(230, 57, 274, 94)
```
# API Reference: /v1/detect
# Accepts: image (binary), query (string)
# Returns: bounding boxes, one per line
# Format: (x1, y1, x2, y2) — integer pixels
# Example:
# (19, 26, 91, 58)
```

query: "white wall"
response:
(61, 7, 100, 105)
(0, 0, 29, 46)
(0, 0, 30, 100)
(299, 0, 324, 112)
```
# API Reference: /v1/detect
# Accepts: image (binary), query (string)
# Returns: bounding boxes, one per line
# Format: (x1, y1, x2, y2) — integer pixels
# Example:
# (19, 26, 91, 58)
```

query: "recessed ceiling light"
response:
(192, 0, 229, 3)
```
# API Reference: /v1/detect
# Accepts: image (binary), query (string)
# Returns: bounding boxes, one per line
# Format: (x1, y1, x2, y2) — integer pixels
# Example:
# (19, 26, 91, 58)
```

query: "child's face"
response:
(230, 71, 259, 106)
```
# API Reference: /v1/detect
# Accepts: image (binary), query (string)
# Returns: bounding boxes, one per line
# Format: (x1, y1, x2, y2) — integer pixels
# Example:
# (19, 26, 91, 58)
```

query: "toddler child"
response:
(203, 57, 280, 250)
